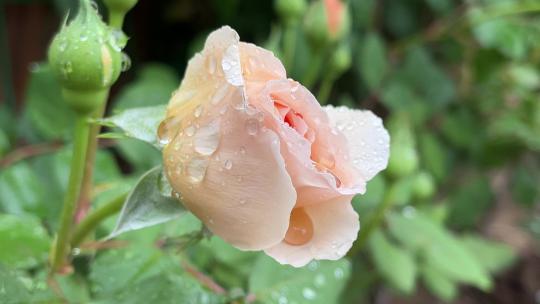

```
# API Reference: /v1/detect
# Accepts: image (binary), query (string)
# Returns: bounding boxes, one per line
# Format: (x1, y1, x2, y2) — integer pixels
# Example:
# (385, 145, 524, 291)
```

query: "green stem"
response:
(317, 72, 337, 105)
(283, 23, 297, 71)
(71, 192, 127, 247)
(51, 115, 91, 273)
(75, 102, 107, 223)
(108, 12, 125, 29)
(302, 48, 325, 89)
(348, 193, 394, 256)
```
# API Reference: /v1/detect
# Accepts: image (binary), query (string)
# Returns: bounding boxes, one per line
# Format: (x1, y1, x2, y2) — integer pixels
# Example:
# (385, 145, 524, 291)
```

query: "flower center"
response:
(284, 208, 314, 245)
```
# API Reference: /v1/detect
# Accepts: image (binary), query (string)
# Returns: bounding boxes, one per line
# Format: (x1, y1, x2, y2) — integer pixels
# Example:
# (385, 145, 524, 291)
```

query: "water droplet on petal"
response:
(193, 121, 220, 156)
(239, 146, 246, 154)
(245, 118, 259, 135)
(224, 159, 232, 170)
(284, 208, 314, 245)
(194, 105, 203, 118)
(185, 125, 196, 137)
(186, 157, 209, 183)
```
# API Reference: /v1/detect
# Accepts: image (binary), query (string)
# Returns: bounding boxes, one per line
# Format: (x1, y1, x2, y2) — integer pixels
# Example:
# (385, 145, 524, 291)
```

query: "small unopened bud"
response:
(330, 42, 351, 74)
(48, 0, 123, 113)
(275, 0, 307, 25)
(304, 0, 350, 49)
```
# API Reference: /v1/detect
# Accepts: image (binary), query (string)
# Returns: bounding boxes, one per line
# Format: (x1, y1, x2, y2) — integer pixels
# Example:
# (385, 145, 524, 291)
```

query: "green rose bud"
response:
(330, 41, 351, 74)
(48, 0, 124, 113)
(412, 171, 435, 199)
(275, 0, 307, 25)
(303, 0, 350, 49)
(386, 113, 419, 178)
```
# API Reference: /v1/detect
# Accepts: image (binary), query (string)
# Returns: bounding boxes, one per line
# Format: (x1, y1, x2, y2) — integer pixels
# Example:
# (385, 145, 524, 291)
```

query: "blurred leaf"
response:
(350, 0, 376, 29)
(401, 47, 455, 107)
(419, 131, 451, 182)
(359, 32, 387, 90)
(447, 177, 493, 229)
(0, 214, 50, 269)
(0, 266, 31, 303)
(471, 17, 530, 60)
(0, 162, 50, 218)
(388, 211, 492, 290)
(90, 245, 223, 304)
(510, 163, 540, 206)
(460, 235, 516, 274)
(23, 63, 75, 140)
(109, 166, 185, 238)
(421, 264, 458, 302)
(352, 174, 386, 216)
(369, 230, 416, 294)
(380, 80, 431, 124)
(113, 64, 179, 111)
(249, 255, 350, 304)
(425, 0, 453, 14)
(103, 105, 166, 148)
(117, 139, 163, 172)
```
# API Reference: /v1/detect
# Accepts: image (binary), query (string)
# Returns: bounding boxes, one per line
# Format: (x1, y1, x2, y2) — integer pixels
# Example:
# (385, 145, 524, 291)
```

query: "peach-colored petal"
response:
(162, 26, 297, 250)
(250, 79, 365, 208)
(265, 196, 359, 267)
(324, 105, 390, 181)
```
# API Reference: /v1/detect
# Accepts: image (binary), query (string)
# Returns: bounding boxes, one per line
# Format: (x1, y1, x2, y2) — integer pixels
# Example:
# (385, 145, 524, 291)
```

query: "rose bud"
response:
(160, 26, 389, 267)
(48, 0, 123, 113)
(304, 0, 350, 48)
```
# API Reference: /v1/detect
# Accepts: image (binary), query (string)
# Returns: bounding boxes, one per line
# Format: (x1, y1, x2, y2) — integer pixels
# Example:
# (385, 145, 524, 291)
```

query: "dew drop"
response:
(186, 157, 209, 183)
(314, 274, 326, 287)
(239, 199, 246, 205)
(194, 105, 203, 118)
(334, 267, 345, 279)
(61, 61, 73, 76)
(245, 118, 259, 136)
(284, 208, 314, 245)
(212, 85, 229, 104)
(224, 159, 233, 170)
(80, 32, 88, 41)
(157, 116, 182, 146)
(302, 288, 317, 300)
(185, 125, 196, 137)
(239, 146, 246, 154)
(121, 53, 131, 72)
(58, 39, 68, 52)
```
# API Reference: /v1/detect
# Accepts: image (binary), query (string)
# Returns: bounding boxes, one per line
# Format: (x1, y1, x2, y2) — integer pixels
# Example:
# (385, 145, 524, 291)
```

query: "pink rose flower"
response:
(160, 26, 389, 267)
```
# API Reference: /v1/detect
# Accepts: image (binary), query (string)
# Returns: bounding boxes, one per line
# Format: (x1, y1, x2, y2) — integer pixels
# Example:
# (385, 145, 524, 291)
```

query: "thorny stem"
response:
(75, 102, 108, 223)
(71, 191, 127, 248)
(50, 115, 91, 273)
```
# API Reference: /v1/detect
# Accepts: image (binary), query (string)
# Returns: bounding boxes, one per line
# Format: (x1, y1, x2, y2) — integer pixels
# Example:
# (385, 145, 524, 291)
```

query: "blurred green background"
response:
(1, 0, 539, 303)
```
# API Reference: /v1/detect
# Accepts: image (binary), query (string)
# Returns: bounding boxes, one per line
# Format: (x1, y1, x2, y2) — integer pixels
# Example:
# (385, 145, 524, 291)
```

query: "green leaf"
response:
(0, 214, 50, 269)
(421, 264, 458, 302)
(418, 131, 451, 182)
(90, 245, 223, 304)
(359, 32, 387, 90)
(23, 63, 75, 140)
(0, 265, 31, 303)
(460, 235, 516, 274)
(369, 230, 416, 294)
(447, 177, 493, 229)
(109, 166, 185, 238)
(401, 47, 455, 107)
(249, 255, 350, 304)
(0, 162, 50, 218)
(388, 211, 492, 290)
(103, 105, 166, 148)
(113, 64, 179, 111)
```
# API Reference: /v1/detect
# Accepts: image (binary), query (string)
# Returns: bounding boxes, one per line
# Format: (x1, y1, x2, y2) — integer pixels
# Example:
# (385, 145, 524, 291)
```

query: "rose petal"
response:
(324, 105, 390, 181)
(163, 27, 297, 250)
(250, 79, 365, 208)
(264, 196, 359, 267)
